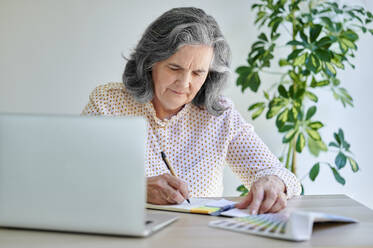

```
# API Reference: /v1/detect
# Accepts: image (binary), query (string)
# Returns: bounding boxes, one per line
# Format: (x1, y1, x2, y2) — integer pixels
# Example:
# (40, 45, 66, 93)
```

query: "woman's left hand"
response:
(235, 175, 287, 215)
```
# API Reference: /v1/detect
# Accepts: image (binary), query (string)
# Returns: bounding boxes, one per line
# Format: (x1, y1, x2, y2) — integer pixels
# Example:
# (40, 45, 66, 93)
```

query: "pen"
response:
(209, 204, 236, 216)
(161, 151, 191, 204)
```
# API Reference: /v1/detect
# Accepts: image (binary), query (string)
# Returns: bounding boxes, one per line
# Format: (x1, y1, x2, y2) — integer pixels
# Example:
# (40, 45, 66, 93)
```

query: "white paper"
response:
(168, 198, 217, 210)
(205, 199, 237, 208)
(220, 208, 251, 217)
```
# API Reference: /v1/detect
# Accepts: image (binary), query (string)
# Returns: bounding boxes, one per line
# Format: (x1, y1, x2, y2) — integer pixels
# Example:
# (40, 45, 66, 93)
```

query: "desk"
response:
(0, 195, 372, 247)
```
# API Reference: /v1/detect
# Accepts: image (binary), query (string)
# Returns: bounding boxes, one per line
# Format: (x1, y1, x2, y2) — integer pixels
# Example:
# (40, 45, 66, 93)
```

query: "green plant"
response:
(235, 0, 373, 196)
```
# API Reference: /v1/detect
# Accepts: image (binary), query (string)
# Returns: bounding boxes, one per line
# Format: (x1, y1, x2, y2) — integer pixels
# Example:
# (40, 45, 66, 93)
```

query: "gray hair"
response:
(122, 7, 231, 116)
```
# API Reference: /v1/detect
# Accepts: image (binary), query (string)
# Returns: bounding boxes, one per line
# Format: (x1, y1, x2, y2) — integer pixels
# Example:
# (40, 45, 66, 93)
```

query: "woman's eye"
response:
(193, 72, 201, 77)
(169, 67, 179, 71)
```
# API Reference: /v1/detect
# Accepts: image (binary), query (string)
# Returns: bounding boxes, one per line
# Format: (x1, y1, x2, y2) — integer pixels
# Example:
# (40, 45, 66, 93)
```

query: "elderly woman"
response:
(82, 7, 301, 215)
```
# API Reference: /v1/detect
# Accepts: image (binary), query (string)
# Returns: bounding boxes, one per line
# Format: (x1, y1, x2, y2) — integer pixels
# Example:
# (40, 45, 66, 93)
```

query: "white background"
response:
(1, 0, 372, 209)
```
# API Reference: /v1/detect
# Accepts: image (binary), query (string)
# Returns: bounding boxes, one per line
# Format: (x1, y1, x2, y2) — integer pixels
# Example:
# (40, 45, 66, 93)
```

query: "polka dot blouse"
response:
(82, 83, 301, 198)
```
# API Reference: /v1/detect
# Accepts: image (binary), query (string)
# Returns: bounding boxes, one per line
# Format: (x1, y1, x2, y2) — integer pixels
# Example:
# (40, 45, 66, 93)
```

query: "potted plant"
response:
(235, 0, 373, 195)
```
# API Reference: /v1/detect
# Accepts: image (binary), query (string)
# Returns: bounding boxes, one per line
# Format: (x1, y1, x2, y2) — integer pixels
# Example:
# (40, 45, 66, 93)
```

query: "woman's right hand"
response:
(147, 173, 189, 205)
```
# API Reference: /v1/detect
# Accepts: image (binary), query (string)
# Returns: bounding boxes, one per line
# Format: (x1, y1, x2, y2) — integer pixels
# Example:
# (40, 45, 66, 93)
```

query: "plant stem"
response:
(291, 140, 297, 175)
(291, 0, 296, 43)
(285, 143, 292, 170)
(261, 70, 285, 75)
(289, 0, 298, 176)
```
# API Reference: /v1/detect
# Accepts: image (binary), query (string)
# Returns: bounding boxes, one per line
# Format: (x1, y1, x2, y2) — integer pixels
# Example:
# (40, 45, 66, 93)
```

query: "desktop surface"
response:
(0, 195, 372, 248)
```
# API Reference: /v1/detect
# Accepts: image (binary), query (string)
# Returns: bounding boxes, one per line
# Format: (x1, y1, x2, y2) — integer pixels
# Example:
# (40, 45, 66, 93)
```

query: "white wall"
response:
(1, 0, 372, 208)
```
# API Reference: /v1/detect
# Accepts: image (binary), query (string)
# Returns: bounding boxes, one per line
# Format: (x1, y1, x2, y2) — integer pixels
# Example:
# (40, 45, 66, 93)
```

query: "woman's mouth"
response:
(170, 89, 186, 95)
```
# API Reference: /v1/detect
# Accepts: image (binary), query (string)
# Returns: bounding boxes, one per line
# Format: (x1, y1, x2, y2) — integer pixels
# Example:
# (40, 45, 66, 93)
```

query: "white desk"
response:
(1, 195, 372, 247)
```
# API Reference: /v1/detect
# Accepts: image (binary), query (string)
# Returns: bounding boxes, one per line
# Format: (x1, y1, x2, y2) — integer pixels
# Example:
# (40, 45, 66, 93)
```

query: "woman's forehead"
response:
(166, 44, 213, 69)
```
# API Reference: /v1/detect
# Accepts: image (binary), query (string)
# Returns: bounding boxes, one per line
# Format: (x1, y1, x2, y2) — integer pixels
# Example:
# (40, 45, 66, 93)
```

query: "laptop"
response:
(0, 113, 178, 236)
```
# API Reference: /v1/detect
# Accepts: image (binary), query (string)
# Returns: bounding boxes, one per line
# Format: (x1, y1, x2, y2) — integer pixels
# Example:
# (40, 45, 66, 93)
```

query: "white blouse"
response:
(82, 82, 301, 198)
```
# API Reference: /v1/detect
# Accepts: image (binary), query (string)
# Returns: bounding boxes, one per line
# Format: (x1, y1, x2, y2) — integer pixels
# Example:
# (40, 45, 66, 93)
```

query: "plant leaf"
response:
(279, 59, 290, 66)
(306, 106, 317, 120)
(235, 66, 251, 74)
(248, 102, 266, 120)
(236, 68, 252, 92)
(348, 157, 359, 172)
(331, 55, 344, 69)
(311, 77, 330, 88)
(236, 184, 248, 192)
(342, 29, 359, 41)
(329, 142, 340, 148)
(266, 97, 287, 119)
(287, 49, 304, 60)
(296, 132, 306, 152)
(252, 105, 266, 120)
(290, 106, 298, 121)
(248, 102, 265, 111)
(306, 128, 321, 141)
(316, 36, 333, 48)
(278, 85, 288, 98)
(308, 138, 328, 156)
(300, 31, 308, 44)
(325, 62, 336, 76)
(287, 40, 305, 46)
(293, 53, 307, 66)
(338, 128, 345, 143)
(335, 152, 347, 169)
(308, 121, 323, 130)
(341, 38, 356, 49)
(309, 162, 320, 181)
(315, 49, 332, 61)
(279, 124, 294, 133)
(236, 184, 249, 196)
(306, 53, 320, 73)
(305, 91, 318, 102)
(276, 108, 289, 128)
(247, 71, 261, 92)
(310, 24, 323, 42)
(283, 128, 298, 143)
(334, 132, 341, 145)
(258, 32, 268, 42)
(330, 166, 346, 185)
(321, 17, 333, 30)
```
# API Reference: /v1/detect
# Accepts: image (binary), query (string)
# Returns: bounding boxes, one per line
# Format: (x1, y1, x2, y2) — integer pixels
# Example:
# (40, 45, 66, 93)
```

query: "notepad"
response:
(146, 198, 237, 215)
(208, 211, 358, 241)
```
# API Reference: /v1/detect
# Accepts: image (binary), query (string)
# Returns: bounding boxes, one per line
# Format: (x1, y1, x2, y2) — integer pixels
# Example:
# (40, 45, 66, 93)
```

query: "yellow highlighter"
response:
(190, 207, 221, 214)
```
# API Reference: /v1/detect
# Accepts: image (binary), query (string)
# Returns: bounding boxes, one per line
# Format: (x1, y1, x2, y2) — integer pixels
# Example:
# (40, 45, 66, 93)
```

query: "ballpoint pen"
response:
(209, 203, 236, 216)
(161, 151, 191, 204)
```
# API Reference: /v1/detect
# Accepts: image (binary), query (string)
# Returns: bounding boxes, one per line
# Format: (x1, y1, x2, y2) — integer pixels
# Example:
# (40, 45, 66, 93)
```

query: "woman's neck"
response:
(151, 100, 183, 120)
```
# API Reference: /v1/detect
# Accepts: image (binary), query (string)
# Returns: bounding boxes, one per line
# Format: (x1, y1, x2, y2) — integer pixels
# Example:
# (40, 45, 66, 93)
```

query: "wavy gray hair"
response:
(122, 7, 231, 116)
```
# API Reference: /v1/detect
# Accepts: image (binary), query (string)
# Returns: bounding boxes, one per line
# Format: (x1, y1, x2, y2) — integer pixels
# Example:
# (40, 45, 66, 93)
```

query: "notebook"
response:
(146, 198, 237, 215)
(208, 210, 358, 241)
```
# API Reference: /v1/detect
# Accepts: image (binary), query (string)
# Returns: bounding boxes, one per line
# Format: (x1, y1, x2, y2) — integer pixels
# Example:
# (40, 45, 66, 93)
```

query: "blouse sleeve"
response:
(81, 85, 109, 115)
(225, 101, 301, 199)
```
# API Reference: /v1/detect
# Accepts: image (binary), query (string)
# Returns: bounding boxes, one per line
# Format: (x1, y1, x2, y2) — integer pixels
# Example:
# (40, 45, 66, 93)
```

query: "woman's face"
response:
(151, 44, 214, 119)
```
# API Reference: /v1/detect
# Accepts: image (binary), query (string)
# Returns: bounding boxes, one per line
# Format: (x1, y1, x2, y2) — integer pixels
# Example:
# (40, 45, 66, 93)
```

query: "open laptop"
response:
(0, 113, 178, 236)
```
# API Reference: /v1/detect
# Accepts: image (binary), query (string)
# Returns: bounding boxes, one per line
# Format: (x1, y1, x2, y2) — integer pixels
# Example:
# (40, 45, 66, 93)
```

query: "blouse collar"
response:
(144, 101, 192, 126)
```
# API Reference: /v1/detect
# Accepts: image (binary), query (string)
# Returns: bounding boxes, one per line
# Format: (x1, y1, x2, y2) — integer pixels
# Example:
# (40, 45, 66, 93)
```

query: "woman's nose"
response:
(177, 72, 192, 88)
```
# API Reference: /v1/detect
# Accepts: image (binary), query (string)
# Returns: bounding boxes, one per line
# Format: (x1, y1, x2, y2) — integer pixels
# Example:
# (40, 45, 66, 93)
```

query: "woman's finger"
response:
(247, 186, 264, 215)
(268, 192, 287, 213)
(236, 190, 253, 209)
(161, 181, 185, 204)
(258, 189, 278, 214)
(165, 174, 189, 200)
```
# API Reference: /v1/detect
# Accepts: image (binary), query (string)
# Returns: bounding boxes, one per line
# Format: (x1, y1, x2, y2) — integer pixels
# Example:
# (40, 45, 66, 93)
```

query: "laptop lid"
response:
(0, 113, 147, 236)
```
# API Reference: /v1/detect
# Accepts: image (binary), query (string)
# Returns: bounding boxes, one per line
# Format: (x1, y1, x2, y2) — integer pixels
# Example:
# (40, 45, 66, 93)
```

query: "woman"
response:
(82, 7, 301, 215)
